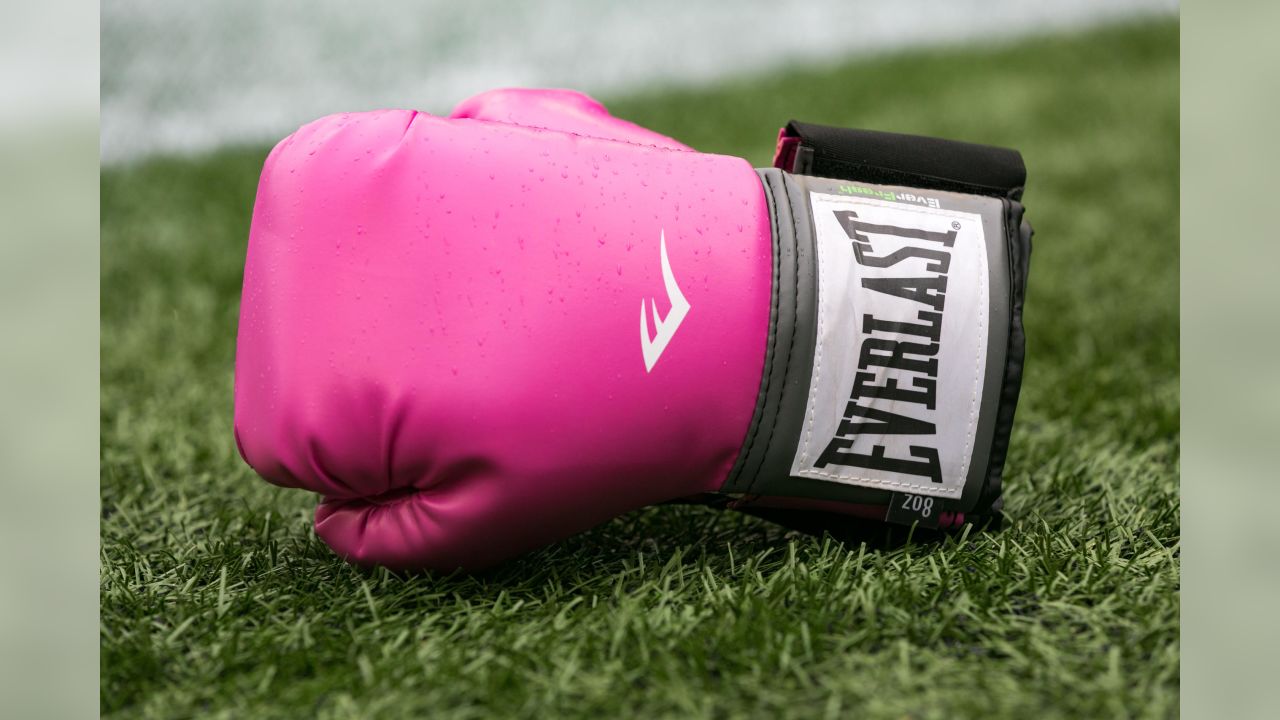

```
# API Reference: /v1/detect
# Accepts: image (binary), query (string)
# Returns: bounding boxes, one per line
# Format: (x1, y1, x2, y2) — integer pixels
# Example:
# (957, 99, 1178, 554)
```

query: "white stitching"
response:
(959, 231, 988, 481)
(795, 468, 963, 497)
(798, 192, 825, 468)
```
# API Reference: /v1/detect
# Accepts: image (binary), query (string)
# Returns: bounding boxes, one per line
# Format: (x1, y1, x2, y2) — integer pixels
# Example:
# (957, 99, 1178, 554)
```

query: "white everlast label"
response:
(790, 190, 989, 499)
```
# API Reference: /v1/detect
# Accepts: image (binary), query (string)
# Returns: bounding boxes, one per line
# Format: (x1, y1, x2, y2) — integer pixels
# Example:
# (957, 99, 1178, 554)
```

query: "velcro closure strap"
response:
(773, 121, 1027, 200)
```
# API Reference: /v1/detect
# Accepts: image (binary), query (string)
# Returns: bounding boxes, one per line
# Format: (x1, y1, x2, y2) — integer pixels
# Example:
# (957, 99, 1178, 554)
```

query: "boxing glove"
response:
(234, 90, 1032, 571)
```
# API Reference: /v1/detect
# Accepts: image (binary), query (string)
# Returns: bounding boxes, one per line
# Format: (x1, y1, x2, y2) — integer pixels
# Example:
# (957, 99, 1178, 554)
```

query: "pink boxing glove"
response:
(234, 90, 1033, 571)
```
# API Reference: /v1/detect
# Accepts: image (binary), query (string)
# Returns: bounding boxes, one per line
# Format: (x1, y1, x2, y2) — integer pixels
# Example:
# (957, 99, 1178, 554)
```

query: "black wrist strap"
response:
(775, 121, 1027, 201)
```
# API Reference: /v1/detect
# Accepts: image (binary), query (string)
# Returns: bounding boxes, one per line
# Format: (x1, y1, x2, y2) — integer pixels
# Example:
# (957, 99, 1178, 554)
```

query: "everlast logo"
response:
(813, 210, 958, 484)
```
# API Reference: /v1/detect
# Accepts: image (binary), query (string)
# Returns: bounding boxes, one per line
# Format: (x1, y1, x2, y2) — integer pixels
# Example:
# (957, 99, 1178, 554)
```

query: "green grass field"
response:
(101, 20, 1179, 719)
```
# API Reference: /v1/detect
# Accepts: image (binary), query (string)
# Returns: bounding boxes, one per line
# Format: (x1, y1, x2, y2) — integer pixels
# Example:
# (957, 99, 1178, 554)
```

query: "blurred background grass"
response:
(101, 20, 1178, 718)
(100, 0, 1176, 163)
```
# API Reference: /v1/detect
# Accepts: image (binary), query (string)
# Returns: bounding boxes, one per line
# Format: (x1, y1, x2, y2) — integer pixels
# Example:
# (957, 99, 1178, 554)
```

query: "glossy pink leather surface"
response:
(233, 96, 773, 571)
